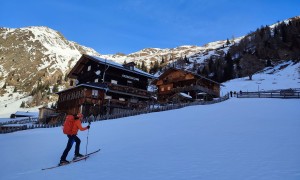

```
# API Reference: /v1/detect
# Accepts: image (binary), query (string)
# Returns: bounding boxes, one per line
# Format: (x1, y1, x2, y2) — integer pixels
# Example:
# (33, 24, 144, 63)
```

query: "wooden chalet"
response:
(56, 54, 156, 117)
(153, 68, 222, 103)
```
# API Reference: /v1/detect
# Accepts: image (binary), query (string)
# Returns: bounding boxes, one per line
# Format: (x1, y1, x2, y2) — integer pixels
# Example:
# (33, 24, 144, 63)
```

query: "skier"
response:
(60, 113, 90, 165)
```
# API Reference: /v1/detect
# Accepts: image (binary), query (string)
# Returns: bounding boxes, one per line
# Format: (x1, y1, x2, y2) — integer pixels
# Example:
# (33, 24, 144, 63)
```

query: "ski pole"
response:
(85, 120, 91, 160)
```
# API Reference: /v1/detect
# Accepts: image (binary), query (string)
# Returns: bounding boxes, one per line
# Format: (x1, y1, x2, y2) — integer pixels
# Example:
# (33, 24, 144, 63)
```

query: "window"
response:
(92, 89, 98, 98)
(127, 80, 133, 86)
(119, 98, 125, 101)
(87, 65, 91, 71)
(111, 80, 118, 84)
(167, 86, 171, 90)
(95, 78, 99, 83)
(161, 87, 165, 92)
(105, 95, 112, 99)
(130, 98, 138, 103)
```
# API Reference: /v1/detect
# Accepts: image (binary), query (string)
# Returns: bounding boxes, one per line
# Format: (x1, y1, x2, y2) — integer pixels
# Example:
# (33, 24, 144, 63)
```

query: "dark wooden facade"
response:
(56, 54, 155, 117)
(154, 68, 221, 103)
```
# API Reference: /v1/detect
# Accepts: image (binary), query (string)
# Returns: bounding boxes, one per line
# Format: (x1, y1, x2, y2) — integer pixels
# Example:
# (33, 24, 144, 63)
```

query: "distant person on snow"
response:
(60, 113, 90, 165)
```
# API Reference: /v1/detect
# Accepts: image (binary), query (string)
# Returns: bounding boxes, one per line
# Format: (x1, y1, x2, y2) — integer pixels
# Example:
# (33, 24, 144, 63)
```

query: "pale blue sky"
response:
(1, 0, 299, 54)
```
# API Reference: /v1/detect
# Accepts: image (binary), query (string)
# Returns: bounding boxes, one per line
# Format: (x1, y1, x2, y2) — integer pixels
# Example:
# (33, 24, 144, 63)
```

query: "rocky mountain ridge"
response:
(0, 26, 100, 93)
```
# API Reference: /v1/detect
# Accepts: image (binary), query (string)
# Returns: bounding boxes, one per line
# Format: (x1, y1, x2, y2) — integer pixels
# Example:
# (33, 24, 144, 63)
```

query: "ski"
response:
(42, 149, 101, 170)
(85, 148, 101, 156)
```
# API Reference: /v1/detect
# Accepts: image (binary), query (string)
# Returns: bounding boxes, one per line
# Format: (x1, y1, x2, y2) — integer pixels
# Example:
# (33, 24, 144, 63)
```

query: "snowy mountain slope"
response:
(110, 15, 299, 70)
(221, 60, 300, 94)
(0, 26, 232, 102)
(0, 26, 100, 93)
(269, 15, 300, 29)
(0, 86, 39, 119)
(0, 98, 299, 180)
(0, 25, 239, 109)
(0, 26, 100, 73)
(100, 45, 203, 66)
(100, 38, 243, 69)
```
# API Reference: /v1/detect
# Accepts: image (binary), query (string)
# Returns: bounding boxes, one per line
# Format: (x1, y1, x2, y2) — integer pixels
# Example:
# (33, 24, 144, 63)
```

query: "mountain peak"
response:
(0, 26, 100, 95)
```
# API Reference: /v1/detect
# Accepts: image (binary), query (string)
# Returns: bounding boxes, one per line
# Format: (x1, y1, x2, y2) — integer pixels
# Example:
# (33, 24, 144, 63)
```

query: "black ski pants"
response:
(60, 135, 81, 161)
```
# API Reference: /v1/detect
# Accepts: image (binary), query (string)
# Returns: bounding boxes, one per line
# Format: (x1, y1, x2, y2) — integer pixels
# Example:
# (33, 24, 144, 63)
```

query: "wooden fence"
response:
(237, 89, 300, 99)
(0, 95, 229, 134)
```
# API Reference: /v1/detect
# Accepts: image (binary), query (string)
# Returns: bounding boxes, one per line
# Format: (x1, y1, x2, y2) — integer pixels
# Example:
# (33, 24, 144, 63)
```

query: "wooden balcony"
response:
(103, 99, 147, 109)
(158, 84, 219, 97)
(106, 83, 151, 99)
(172, 85, 219, 97)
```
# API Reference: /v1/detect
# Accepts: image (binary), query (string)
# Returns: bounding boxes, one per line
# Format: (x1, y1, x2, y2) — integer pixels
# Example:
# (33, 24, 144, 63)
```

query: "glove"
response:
(87, 125, 90, 129)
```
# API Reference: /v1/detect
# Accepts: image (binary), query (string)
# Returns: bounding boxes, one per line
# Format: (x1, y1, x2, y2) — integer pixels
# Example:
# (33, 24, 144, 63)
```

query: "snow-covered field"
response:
(0, 60, 299, 180)
(0, 86, 39, 119)
(221, 61, 300, 94)
(0, 98, 300, 180)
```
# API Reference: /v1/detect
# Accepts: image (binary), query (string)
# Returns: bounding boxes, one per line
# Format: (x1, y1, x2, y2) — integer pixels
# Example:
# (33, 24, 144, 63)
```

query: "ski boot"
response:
(73, 153, 84, 160)
(59, 159, 70, 166)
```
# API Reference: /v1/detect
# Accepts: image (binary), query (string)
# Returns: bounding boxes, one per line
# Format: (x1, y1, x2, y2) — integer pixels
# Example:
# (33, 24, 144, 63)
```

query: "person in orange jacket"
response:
(60, 113, 90, 165)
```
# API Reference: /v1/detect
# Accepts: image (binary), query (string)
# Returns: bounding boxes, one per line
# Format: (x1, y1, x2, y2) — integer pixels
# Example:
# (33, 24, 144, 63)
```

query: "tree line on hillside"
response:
(146, 17, 300, 82)
(229, 17, 300, 81)
(127, 55, 189, 75)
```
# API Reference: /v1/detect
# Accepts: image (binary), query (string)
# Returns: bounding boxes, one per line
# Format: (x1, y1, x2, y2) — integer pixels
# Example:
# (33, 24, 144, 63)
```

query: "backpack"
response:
(63, 115, 75, 135)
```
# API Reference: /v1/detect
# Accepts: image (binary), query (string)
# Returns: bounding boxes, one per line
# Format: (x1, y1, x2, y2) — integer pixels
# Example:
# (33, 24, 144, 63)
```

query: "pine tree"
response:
(141, 61, 147, 72)
(266, 59, 272, 67)
(213, 58, 224, 82)
(52, 84, 59, 93)
(226, 38, 231, 46)
(149, 60, 160, 74)
(154, 60, 159, 71)
(223, 52, 234, 81)
(47, 88, 51, 95)
(176, 57, 185, 68)
(20, 101, 26, 108)
(235, 59, 242, 78)
(64, 75, 68, 82)
(51, 102, 57, 109)
(184, 55, 189, 64)
(208, 57, 214, 73)
(161, 56, 165, 65)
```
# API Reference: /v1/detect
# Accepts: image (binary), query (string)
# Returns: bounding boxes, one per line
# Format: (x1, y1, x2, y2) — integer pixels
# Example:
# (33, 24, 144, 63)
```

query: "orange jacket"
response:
(71, 120, 88, 135)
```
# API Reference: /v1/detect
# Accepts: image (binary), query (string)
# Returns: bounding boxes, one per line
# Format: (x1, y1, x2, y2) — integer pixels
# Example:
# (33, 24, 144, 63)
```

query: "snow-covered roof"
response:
(197, 92, 207, 95)
(14, 111, 38, 117)
(89, 55, 156, 79)
(154, 67, 223, 86)
(179, 93, 192, 99)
